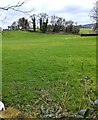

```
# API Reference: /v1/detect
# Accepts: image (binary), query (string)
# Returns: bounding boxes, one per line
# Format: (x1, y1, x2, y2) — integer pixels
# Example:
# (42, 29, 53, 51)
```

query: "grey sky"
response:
(0, 0, 95, 28)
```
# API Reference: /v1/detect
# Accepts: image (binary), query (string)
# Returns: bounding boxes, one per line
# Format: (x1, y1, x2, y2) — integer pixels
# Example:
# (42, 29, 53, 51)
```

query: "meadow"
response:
(80, 28, 92, 34)
(2, 30, 96, 115)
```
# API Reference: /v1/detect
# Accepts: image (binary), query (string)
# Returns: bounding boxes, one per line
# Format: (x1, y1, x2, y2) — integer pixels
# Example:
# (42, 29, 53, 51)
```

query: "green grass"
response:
(80, 28, 92, 34)
(2, 31, 96, 114)
(0, 32, 2, 100)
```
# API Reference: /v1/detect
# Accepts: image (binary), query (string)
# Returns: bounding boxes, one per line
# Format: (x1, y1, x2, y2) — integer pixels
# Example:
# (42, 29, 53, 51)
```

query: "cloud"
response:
(48, 5, 89, 15)
(0, 0, 94, 28)
(63, 5, 90, 14)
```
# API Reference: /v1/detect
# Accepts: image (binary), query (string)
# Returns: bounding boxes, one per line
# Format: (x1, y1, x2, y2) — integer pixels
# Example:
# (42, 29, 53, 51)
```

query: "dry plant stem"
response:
(33, 95, 47, 108)
(84, 80, 92, 104)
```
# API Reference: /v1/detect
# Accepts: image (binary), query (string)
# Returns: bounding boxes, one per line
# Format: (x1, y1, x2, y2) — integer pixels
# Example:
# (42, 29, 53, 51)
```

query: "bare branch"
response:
(0, 0, 26, 10)
(90, 1, 98, 22)
(0, 0, 34, 23)
(0, 16, 7, 22)
(0, 0, 34, 13)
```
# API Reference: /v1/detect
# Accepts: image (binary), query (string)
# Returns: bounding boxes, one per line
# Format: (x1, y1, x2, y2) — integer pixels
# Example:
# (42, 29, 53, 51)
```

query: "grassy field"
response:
(2, 30, 96, 115)
(80, 28, 92, 34)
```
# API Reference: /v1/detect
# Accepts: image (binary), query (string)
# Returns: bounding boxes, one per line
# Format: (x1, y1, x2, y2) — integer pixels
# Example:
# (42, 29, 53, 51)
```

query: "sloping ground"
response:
(2, 31, 96, 116)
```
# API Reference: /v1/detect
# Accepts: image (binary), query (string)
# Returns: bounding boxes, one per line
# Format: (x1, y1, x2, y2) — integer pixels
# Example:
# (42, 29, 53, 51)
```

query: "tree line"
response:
(1, 0, 98, 34)
(8, 13, 80, 34)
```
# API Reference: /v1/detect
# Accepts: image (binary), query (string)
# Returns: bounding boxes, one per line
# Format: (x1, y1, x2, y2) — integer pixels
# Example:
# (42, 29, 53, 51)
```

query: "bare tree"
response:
(38, 13, 48, 32)
(91, 1, 98, 22)
(90, 1, 98, 33)
(18, 17, 29, 30)
(50, 15, 59, 26)
(38, 13, 48, 23)
(30, 14, 36, 32)
(11, 21, 18, 30)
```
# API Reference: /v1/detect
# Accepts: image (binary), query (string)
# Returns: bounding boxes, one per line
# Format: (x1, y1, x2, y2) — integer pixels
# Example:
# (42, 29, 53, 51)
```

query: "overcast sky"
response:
(0, 0, 95, 28)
